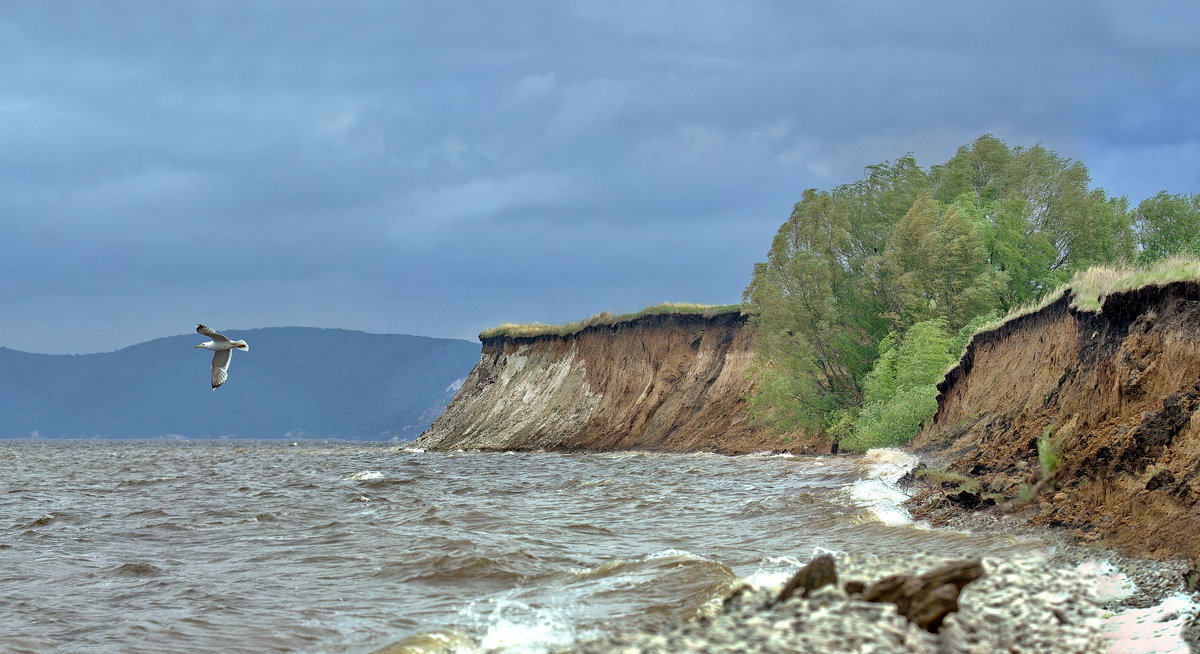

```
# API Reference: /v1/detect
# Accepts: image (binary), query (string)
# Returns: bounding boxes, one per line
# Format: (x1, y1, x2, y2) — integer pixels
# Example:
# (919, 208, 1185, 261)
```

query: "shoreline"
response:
(559, 450, 1200, 653)
(565, 524, 1198, 653)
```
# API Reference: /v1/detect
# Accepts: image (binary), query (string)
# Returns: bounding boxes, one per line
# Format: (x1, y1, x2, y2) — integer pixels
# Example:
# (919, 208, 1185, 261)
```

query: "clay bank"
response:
(910, 280, 1200, 560)
(414, 306, 820, 454)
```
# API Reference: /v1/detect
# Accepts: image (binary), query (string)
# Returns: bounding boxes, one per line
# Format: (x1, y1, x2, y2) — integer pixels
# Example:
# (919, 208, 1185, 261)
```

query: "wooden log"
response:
(860, 559, 984, 633)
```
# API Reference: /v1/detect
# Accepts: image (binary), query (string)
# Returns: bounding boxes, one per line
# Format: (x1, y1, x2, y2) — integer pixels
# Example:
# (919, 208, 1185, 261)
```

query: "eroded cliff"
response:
(415, 310, 814, 453)
(910, 281, 1200, 559)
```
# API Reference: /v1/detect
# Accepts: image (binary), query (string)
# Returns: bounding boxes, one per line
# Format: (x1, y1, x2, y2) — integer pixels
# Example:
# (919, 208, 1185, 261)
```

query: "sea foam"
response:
(466, 597, 576, 654)
(1103, 592, 1199, 653)
(844, 448, 920, 527)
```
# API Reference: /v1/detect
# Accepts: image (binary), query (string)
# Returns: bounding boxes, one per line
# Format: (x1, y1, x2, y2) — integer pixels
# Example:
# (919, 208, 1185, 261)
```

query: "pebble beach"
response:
(568, 526, 1198, 653)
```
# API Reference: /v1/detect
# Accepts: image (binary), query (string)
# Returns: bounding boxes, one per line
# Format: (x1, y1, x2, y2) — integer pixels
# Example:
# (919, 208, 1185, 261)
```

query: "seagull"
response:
(194, 324, 249, 390)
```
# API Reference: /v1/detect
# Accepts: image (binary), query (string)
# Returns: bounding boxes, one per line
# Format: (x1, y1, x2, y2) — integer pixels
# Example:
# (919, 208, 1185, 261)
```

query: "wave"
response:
(473, 598, 576, 654)
(117, 476, 177, 487)
(374, 551, 550, 585)
(564, 523, 618, 537)
(16, 514, 57, 529)
(345, 470, 384, 481)
(110, 562, 164, 577)
(367, 628, 475, 654)
(445, 549, 736, 653)
(744, 450, 797, 458)
(843, 448, 920, 526)
(741, 548, 846, 589)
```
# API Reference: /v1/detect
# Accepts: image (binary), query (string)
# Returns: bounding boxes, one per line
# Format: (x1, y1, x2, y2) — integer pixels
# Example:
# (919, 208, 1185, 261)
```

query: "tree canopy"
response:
(744, 134, 1171, 449)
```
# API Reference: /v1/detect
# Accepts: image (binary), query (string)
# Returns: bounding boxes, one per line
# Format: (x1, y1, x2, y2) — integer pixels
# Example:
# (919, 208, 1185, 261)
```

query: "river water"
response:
(0, 441, 1043, 653)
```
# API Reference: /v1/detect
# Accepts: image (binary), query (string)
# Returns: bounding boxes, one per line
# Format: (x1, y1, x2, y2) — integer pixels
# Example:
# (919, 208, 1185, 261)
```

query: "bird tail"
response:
(233, 340, 249, 351)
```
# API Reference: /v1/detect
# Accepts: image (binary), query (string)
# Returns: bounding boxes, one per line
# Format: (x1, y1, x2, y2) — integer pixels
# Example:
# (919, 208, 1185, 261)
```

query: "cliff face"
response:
(910, 282, 1200, 559)
(415, 311, 809, 454)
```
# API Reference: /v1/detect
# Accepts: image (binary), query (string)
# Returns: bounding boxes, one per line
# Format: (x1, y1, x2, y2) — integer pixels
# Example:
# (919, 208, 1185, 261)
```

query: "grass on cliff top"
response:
(479, 302, 743, 339)
(972, 256, 1200, 339)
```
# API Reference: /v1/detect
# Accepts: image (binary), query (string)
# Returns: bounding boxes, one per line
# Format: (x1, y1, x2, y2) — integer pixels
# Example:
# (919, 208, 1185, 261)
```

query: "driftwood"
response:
(769, 556, 985, 633)
(860, 559, 985, 632)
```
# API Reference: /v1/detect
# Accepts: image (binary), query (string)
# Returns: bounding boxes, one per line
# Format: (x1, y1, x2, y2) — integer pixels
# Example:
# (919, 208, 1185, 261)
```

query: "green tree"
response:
(997, 145, 1133, 270)
(1133, 192, 1200, 263)
(931, 134, 1012, 204)
(845, 319, 957, 450)
(744, 158, 930, 436)
(745, 135, 1138, 445)
(877, 195, 1003, 330)
(933, 136, 1134, 278)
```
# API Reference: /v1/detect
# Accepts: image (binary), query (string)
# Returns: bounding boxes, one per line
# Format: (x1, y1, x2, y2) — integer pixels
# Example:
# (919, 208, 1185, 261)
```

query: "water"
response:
(0, 441, 1041, 653)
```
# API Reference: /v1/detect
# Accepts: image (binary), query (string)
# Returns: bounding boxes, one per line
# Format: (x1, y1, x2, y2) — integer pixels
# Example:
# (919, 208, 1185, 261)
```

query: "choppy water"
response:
(0, 441, 1043, 653)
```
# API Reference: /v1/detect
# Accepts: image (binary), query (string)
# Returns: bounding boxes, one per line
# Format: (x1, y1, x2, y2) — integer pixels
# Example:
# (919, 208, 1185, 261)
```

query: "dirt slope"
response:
(910, 282, 1200, 559)
(414, 311, 823, 454)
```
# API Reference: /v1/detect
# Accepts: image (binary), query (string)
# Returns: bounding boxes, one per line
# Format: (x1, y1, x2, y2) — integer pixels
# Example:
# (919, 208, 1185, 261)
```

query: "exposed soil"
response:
(908, 281, 1200, 561)
(415, 311, 827, 454)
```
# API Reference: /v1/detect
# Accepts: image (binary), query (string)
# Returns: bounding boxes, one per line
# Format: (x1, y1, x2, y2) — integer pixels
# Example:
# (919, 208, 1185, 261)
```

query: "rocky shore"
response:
(565, 528, 1197, 654)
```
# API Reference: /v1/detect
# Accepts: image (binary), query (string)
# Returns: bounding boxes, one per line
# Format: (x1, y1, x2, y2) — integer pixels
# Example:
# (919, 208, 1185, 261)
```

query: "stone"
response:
(770, 554, 839, 607)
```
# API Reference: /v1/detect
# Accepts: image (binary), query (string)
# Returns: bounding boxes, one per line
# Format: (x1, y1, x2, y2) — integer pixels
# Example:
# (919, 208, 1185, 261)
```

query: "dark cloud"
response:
(1, 1, 1197, 352)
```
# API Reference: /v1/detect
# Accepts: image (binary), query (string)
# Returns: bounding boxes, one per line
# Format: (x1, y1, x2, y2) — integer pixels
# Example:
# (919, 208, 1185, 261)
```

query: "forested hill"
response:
(0, 327, 479, 440)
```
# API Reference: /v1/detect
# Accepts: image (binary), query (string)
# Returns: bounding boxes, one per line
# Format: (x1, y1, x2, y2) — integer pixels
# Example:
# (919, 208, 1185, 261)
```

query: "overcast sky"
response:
(2, 1, 1197, 353)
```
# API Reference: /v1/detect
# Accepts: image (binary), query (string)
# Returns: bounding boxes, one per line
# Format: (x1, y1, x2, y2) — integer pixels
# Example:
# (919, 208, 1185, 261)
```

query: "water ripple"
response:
(0, 440, 1035, 653)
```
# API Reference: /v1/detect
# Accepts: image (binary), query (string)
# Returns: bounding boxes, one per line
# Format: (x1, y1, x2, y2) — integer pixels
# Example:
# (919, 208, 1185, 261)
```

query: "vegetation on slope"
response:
(744, 134, 1200, 451)
(479, 302, 742, 339)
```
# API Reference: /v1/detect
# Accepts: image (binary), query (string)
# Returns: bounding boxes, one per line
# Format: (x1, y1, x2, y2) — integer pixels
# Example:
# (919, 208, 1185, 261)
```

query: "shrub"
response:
(844, 318, 956, 451)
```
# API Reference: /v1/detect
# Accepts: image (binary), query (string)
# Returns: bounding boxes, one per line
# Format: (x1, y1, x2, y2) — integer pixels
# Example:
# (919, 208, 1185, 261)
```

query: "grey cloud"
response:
(0, 1, 1197, 352)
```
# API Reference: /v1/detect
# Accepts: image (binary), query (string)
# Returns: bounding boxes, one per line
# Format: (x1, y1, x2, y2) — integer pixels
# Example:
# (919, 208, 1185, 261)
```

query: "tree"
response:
(744, 135, 1139, 446)
(743, 158, 930, 435)
(877, 195, 1003, 330)
(845, 319, 957, 450)
(1133, 192, 1200, 263)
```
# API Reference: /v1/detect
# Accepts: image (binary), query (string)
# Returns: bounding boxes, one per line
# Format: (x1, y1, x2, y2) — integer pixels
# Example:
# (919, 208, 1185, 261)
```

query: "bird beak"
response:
(193, 344, 202, 348)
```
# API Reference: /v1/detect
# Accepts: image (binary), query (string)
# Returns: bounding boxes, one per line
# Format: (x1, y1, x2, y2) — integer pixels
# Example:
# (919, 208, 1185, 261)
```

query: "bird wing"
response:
(211, 349, 232, 389)
(196, 324, 230, 342)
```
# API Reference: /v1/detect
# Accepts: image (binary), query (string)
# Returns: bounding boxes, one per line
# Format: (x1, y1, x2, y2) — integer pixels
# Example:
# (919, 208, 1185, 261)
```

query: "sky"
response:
(2, 1, 1198, 354)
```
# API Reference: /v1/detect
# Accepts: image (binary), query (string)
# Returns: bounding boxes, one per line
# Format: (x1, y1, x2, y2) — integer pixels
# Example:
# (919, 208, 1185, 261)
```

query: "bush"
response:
(843, 386, 939, 450)
(844, 319, 956, 451)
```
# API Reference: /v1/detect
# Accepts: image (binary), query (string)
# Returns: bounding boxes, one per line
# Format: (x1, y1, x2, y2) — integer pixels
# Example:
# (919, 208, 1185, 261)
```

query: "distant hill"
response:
(0, 327, 479, 440)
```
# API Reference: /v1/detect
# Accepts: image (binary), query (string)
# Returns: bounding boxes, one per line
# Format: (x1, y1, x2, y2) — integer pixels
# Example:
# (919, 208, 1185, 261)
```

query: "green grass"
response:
(1065, 257, 1200, 311)
(479, 302, 743, 339)
(936, 257, 1200, 391)
(966, 256, 1200, 341)
(914, 467, 981, 494)
(1037, 425, 1062, 483)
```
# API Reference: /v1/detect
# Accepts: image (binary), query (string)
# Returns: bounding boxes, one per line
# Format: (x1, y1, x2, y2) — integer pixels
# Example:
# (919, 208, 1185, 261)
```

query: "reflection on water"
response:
(0, 441, 1043, 653)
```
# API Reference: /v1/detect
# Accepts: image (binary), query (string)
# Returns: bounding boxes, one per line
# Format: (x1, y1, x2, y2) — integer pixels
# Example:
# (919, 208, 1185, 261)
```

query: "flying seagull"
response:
(194, 324, 249, 390)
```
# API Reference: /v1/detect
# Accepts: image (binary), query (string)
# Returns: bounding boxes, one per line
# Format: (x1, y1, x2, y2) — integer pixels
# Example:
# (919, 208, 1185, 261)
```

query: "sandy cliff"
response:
(910, 281, 1200, 559)
(415, 310, 816, 453)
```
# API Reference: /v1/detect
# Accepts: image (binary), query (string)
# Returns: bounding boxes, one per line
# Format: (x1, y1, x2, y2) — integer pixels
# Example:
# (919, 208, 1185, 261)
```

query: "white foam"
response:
(1103, 593, 1200, 654)
(843, 448, 920, 526)
(857, 448, 921, 482)
(1077, 560, 1138, 603)
(745, 450, 799, 459)
(402, 447, 427, 454)
(469, 598, 576, 654)
(742, 549, 847, 590)
(345, 470, 384, 481)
